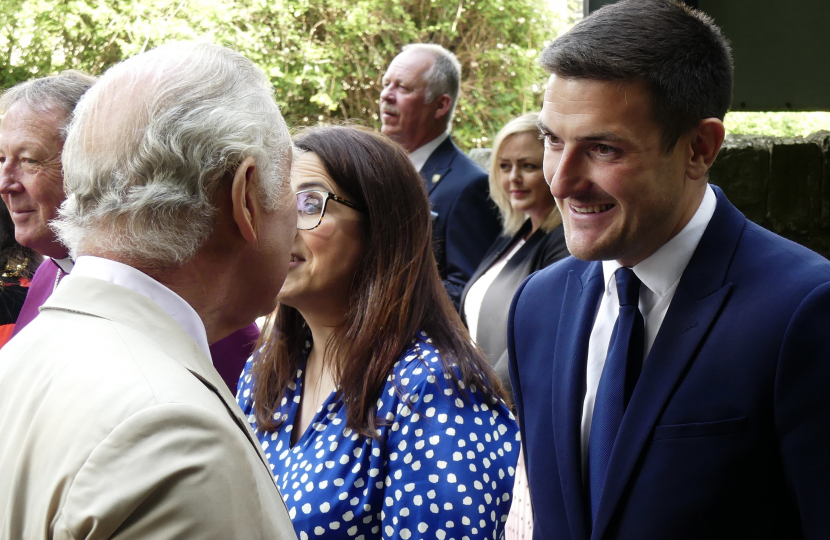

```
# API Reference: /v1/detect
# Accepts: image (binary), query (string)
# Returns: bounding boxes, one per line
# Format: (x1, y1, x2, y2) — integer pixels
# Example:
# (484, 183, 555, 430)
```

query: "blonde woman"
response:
(461, 113, 568, 394)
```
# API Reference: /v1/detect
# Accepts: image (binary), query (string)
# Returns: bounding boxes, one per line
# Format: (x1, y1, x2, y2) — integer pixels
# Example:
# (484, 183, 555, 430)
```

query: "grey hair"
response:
(53, 41, 291, 269)
(402, 43, 461, 124)
(489, 113, 561, 236)
(0, 70, 97, 140)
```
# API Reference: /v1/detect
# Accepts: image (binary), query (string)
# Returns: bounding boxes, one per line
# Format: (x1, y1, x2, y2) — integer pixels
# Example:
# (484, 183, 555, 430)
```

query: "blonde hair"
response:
(488, 112, 561, 236)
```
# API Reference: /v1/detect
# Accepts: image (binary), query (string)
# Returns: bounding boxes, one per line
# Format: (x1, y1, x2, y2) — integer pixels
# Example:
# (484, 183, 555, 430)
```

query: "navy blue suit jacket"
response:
(507, 187, 830, 539)
(420, 136, 501, 308)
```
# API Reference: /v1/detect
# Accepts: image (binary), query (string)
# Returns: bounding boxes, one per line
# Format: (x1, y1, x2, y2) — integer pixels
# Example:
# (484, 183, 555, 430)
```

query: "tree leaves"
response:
(0, 0, 575, 150)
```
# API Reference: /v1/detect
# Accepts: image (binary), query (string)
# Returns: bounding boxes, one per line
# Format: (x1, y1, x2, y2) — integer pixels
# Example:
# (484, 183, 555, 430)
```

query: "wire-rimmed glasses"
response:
(296, 189, 364, 230)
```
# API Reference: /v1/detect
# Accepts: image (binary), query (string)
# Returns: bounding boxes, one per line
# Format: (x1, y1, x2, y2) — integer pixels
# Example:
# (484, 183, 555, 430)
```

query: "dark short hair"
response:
(541, 0, 733, 152)
(251, 126, 507, 437)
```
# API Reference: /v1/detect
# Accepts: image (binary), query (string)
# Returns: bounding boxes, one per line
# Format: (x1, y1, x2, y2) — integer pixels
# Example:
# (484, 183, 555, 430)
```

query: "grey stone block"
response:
(807, 131, 830, 227)
(710, 137, 771, 225)
(469, 148, 492, 172)
(767, 138, 823, 234)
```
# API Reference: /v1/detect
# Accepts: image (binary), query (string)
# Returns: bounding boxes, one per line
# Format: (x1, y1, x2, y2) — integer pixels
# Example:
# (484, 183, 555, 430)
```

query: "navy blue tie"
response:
(588, 267, 644, 525)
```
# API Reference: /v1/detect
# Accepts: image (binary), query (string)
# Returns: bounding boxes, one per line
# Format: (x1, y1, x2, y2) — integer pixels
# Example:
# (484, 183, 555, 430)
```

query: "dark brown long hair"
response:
(251, 125, 507, 437)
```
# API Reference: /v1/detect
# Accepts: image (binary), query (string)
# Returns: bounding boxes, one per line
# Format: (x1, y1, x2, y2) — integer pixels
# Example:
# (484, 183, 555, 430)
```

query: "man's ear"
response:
(433, 94, 453, 121)
(687, 118, 726, 181)
(231, 156, 259, 243)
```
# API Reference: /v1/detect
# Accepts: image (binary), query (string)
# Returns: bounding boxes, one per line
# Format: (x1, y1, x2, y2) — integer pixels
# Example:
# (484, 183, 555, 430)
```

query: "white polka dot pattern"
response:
(237, 331, 520, 539)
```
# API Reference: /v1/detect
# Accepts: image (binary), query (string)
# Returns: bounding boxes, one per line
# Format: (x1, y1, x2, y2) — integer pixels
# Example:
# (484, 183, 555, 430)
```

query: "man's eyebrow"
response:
(534, 122, 625, 144)
(578, 132, 625, 143)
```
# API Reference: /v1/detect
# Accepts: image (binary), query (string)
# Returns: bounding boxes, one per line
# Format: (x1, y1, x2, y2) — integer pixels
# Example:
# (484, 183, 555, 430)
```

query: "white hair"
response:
(402, 43, 461, 124)
(53, 42, 291, 269)
(0, 70, 97, 140)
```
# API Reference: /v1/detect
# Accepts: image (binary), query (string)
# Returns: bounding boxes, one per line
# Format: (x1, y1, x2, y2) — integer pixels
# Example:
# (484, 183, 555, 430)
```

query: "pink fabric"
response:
(209, 323, 260, 394)
(11, 259, 62, 338)
(506, 447, 534, 540)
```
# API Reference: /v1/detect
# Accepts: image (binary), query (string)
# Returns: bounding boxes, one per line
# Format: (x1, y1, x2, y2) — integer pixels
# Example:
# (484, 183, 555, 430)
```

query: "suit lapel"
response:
(419, 136, 457, 195)
(42, 277, 274, 474)
(467, 223, 530, 287)
(591, 187, 745, 539)
(552, 262, 604, 540)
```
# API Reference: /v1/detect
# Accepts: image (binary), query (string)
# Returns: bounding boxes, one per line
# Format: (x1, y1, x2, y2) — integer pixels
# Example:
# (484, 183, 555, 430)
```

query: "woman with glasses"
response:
(236, 126, 519, 540)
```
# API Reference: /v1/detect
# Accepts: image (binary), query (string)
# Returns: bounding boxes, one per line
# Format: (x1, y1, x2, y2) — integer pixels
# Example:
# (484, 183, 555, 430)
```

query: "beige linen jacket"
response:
(0, 276, 297, 540)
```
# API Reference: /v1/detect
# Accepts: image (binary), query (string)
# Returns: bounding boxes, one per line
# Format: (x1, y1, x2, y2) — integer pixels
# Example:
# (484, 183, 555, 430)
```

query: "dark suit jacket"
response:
(420, 136, 501, 308)
(460, 220, 568, 394)
(507, 186, 830, 540)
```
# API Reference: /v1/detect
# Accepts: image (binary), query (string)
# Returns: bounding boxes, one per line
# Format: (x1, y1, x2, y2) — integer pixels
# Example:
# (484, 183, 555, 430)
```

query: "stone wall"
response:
(469, 131, 830, 258)
(710, 131, 830, 257)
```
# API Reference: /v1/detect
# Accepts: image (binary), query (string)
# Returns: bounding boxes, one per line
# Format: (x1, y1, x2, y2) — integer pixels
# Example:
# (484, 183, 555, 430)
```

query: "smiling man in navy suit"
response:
(380, 43, 501, 308)
(508, 1, 830, 539)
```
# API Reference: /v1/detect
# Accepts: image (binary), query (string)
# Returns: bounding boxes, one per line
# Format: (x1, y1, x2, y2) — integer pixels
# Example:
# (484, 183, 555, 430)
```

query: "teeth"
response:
(573, 204, 613, 214)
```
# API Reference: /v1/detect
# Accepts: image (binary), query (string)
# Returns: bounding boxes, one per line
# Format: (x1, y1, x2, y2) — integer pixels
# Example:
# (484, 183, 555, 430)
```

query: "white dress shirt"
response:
(52, 256, 74, 274)
(65, 256, 212, 363)
(408, 132, 449, 172)
(580, 185, 717, 464)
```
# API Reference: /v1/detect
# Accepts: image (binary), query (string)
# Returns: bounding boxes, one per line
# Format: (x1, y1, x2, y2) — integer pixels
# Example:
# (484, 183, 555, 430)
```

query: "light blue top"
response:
(237, 331, 520, 540)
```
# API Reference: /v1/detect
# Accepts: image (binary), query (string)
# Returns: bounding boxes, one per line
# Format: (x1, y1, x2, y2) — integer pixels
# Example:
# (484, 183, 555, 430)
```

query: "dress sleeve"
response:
(379, 346, 520, 540)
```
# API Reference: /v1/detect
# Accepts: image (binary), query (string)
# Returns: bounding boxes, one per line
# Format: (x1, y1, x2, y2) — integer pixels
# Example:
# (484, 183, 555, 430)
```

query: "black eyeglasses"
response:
(296, 189, 364, 230)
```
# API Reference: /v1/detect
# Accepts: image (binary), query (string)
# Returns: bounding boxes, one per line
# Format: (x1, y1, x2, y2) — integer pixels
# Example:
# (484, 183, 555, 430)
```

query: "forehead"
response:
(383, 50, 434, 85)
(498, 131, 543, 158)
(540, 75, 659, 142)
(291, 151, 339, 193)
(0, 101, 66, 150)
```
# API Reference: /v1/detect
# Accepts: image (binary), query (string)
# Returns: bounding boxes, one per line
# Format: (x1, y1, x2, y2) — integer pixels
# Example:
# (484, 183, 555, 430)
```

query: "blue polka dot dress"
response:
(236, 331, 521, 540)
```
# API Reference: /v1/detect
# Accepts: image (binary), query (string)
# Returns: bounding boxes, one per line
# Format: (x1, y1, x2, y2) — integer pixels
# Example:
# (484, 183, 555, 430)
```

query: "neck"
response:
(301, 310, 341, 361)
(528, 215, 543, 236)
(150, 262, 233, 345)
(402, 126, 448, 153)
(39, 243, 69, 260)
(300, 312, 340, 400)
(527, 204, 556, 236)
(85, 250, 254, 345)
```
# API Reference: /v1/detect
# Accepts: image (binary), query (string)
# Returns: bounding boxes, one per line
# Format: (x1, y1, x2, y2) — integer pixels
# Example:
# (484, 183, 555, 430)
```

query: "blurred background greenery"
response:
(0, 0, 825, 150)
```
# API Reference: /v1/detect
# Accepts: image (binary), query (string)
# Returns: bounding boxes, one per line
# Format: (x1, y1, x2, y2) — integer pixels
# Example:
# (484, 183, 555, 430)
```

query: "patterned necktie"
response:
(588, 267, 644, 525)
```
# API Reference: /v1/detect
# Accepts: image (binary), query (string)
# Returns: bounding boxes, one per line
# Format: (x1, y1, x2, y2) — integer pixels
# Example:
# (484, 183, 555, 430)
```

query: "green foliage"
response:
(0, 0, 575, 151)
(724, 112, 830, 138)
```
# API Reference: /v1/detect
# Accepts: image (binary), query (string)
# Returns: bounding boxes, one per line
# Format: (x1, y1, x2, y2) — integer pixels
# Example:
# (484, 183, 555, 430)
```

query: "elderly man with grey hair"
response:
(0, 70, 96, 328)
(0, 69, 263, 394)
(380, 43, 501, 309)
(0, 42, 298, 540)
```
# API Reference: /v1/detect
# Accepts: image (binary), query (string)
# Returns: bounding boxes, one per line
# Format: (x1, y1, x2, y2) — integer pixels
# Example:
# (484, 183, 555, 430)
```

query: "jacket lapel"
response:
(466, 223, 530, 288)
(42, 277, 273, 474)
(591, 188, 745, 539)
(552, 262, 604, 540)
(419, 136, 456, 195)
